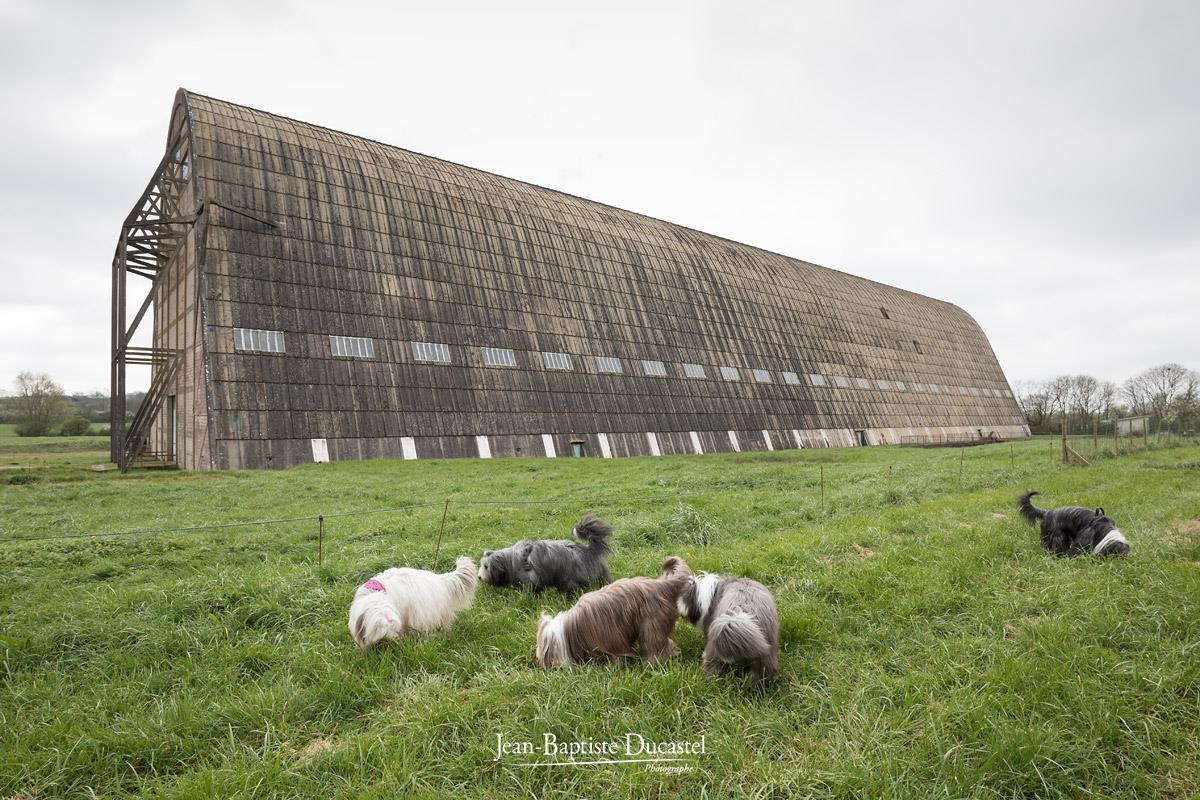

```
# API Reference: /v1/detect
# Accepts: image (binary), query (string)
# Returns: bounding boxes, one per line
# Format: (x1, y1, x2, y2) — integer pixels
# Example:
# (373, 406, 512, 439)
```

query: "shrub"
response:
(6, 471, 39, 485)
(59, 416, 92, 436)
(14, 421, 51, 437)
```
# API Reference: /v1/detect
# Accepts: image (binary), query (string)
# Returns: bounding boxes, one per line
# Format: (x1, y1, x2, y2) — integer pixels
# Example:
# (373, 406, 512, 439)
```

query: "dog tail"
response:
(573, 513, 614, 555)
(448, 556, 479, 596)
(708, 612, 771, 666)
(1017, 491, 1046, 525)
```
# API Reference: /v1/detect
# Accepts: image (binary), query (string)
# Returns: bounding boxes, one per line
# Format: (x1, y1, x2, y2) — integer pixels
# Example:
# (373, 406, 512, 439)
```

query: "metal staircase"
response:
(111, 113, 195, 472)
(117, 347, 181, 468)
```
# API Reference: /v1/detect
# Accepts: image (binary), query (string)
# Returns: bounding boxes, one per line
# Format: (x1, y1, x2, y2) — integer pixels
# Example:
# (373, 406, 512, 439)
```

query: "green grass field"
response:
(2, 433, 1198, 799)
(0, 423, 110, 474)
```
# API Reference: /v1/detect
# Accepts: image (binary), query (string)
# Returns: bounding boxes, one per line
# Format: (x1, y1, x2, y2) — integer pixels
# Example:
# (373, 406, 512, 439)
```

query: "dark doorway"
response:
(855, 430, 867, 447)
(570, 440, 585, 458)
(167, 395, 177, 460)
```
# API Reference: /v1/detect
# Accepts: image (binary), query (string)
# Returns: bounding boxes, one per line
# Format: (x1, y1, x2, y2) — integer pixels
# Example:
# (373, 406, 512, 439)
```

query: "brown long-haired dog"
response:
(535, 557, 691, 668)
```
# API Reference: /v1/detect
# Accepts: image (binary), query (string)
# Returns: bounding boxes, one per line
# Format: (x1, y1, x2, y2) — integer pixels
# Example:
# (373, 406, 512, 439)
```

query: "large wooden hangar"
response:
(110, 90, 1027, 471)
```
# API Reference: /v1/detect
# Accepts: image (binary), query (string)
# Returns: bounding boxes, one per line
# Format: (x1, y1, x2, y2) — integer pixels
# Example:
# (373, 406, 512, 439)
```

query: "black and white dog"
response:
(1018, 491, 1130, 556)
(478, 514, 613, 594)
(677, 572, 780, 684)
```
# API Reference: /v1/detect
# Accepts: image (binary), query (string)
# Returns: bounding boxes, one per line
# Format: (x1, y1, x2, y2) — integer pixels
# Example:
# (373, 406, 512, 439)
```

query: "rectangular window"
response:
(329, 335, 374, 358)
(876, 379, 891, 390)
(542, 351, 573, 370)
(833, 375, 850, 388)
(234, 327, 285, 354)
(782, 371, 801, 385)
(481, 347, 517, 367)
(970, 387, 981, 396)
(895, 381, 907, 392)
(913, 383, 925, 392)
(752, 369, 771, 383)
(809, 374, 828, 386)
(1003, 389, 1013, 398)
(855, 377, 872, 389)
(411, 341, 451, 363)
(928, 383, 940, 393)
(992, 388, 1003, 397)
(641, 359, 667, 377)
(720, 366, 741, 381)
(958, 386, 969, 395)
(912, 339, 922, 354)
(683, 363, 706, 379)
(595, 356, 623, 374)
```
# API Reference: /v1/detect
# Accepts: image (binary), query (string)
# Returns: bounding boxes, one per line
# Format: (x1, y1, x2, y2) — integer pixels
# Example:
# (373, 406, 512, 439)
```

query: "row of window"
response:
(231, 327, 1015, 399)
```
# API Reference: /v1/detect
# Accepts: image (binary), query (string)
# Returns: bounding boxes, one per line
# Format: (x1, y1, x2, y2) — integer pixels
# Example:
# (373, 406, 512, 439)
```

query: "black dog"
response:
(478, 514, 613, 594)
(1018, 491, 1130, 556)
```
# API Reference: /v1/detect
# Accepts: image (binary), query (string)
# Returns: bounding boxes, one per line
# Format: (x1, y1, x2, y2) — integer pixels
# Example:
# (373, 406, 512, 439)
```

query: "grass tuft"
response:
(1, 435, 1198, 798)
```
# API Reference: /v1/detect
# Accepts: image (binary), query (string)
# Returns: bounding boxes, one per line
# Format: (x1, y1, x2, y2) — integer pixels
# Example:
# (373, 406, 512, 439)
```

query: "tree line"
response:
(4, 364, 1195, 439)
(1, 372, 144, 436)
(1015, 363, 1199, 434)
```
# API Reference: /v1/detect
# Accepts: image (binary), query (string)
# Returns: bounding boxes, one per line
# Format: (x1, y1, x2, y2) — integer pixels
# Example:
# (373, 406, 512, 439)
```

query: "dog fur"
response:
(479, 514, 613, 594)
(348, 556, 478, 649)
(535, 556, 692, 668)
(677, 572, 780, 684)
(1018, 491, 1130, 556)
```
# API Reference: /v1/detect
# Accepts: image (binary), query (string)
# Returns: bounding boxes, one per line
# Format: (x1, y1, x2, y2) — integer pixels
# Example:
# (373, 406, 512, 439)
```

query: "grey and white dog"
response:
(478, 514, 614, 594)
(1018, 491, 1130, 556)
(677, 572, 780, 684)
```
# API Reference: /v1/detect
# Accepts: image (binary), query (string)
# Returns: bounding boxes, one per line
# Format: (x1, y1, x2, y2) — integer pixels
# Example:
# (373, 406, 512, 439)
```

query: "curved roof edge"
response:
(177, 87, 965, 314)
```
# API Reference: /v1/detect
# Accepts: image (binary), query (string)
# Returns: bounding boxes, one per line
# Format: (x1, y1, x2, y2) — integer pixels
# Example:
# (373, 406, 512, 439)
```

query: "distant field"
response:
(1, 438, 1198, 798)
(0, 422, 109, 470)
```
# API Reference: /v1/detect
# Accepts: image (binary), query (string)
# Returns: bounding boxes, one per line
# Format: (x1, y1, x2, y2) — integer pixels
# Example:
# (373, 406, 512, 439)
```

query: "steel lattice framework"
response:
(109, 106, 193, 470)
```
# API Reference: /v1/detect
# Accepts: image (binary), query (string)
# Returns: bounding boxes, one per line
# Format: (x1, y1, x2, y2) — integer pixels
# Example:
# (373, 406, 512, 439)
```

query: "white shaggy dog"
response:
(348, 556, 478, 649)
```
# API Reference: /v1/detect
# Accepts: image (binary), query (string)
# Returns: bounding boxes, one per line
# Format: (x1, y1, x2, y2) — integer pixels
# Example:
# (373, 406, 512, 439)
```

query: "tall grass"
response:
(1, 438, 1198, 798)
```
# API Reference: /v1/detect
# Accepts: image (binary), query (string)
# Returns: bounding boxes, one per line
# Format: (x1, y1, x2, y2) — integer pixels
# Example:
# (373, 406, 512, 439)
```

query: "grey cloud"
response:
(0, 0, 1196, 392)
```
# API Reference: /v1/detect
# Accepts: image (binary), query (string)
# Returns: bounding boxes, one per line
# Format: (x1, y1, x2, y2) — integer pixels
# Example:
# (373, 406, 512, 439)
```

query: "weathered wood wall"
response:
(145, 90, 1028, 469)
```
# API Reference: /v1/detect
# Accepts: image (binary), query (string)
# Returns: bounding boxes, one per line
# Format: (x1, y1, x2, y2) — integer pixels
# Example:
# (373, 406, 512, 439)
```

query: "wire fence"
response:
(4, 438, 1197, 566)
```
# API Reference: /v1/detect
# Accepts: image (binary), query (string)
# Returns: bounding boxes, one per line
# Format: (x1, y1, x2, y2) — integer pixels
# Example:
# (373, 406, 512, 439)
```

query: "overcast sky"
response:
(0, 0, 1196, 393)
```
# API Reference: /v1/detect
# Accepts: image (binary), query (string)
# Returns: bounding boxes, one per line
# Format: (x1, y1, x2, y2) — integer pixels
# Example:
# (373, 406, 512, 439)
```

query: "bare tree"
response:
(1015, 379, 1053, 428)
(1066, 374, 1103, 426)
(1121, 375, 1149, 416)
(12, 371, 68, 436)
(1123, 363, 1200, 421)
(1097, 380, 1118, 419)
(1045, 375, 1073, 423)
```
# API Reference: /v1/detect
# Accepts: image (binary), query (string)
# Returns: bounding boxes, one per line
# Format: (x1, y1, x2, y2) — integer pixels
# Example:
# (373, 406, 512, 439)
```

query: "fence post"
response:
(820, 464, 825, 514)
(434, 498, 450, 569)
(318, 514, 324, 569)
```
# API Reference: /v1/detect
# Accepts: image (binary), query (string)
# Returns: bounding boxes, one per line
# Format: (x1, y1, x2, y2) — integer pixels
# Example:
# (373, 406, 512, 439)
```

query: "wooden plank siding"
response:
(136, 89, 1027, 469)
